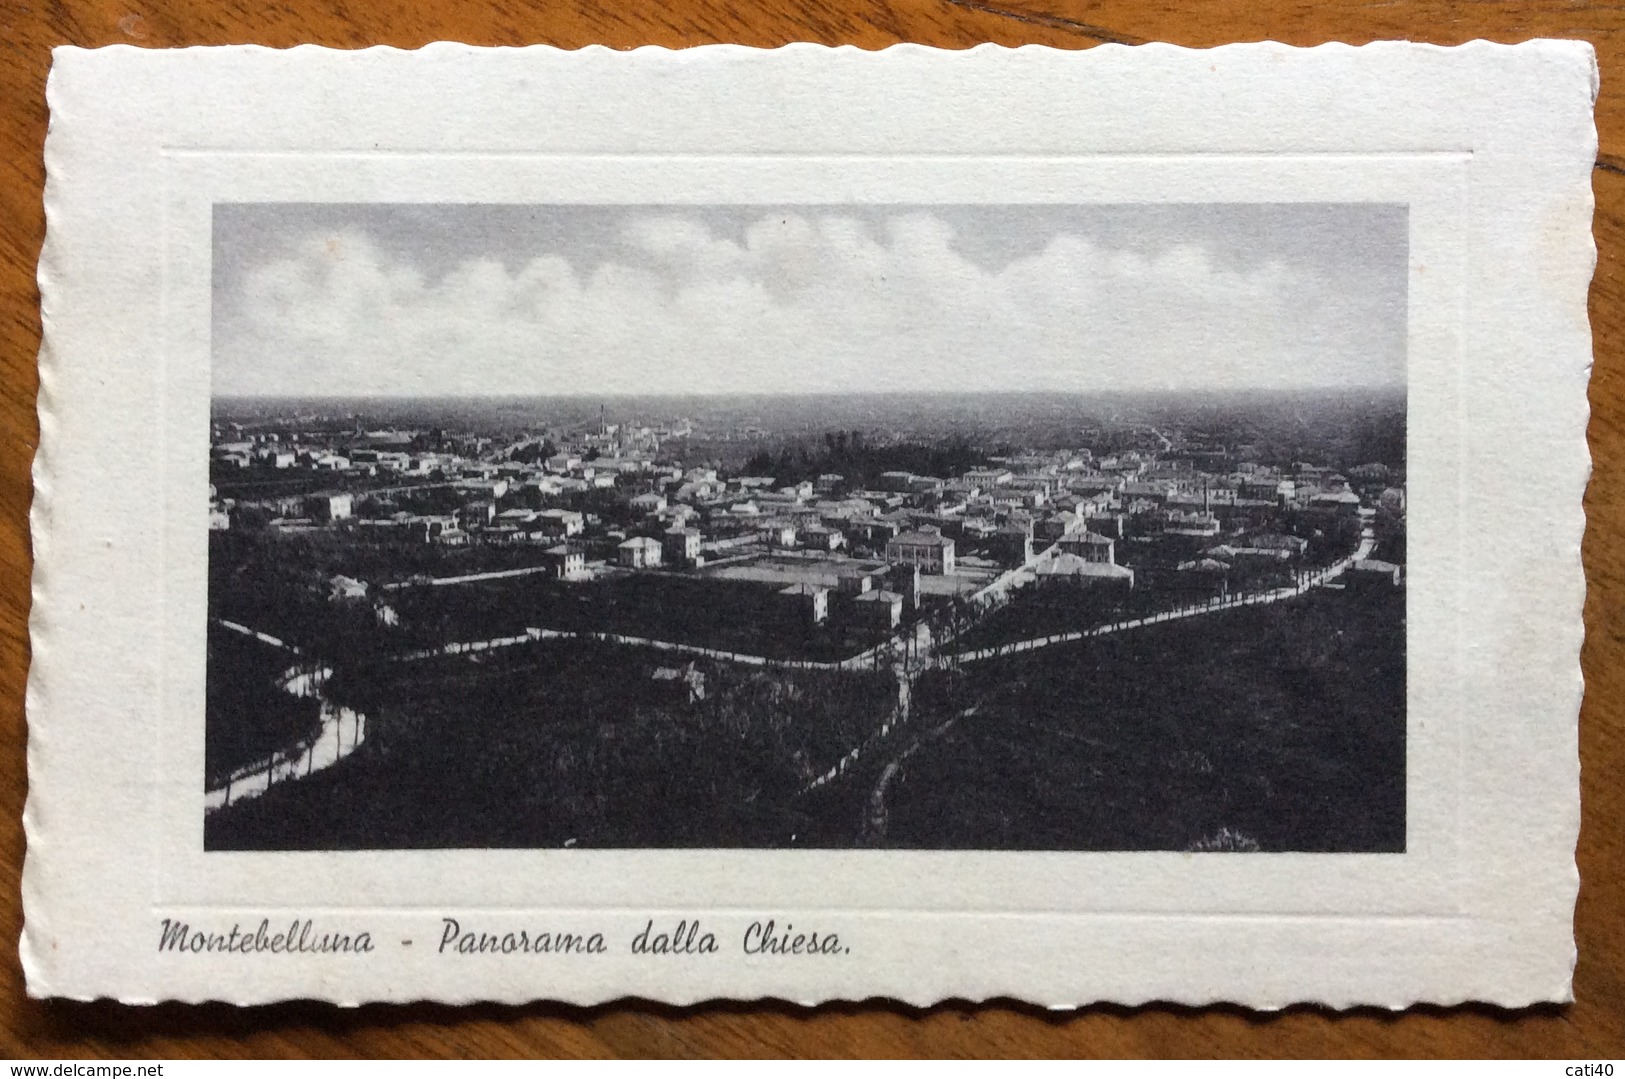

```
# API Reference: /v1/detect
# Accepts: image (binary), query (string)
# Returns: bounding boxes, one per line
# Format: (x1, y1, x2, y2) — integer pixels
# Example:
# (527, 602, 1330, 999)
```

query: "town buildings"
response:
(851, 588, 904, 629)
(209, 405, 1403, 657)
(544, 544, 586, 579)
(886, 529, 956, 575)
(663, 527, 701, 567)
(304, 492, 353, 522)
(778, 582, 831, 625)
(617, 536, 662, 569)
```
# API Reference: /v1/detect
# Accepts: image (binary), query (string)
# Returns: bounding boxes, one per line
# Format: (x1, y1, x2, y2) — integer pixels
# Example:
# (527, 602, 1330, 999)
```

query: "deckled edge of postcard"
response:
(22, 39, 1594, 1008)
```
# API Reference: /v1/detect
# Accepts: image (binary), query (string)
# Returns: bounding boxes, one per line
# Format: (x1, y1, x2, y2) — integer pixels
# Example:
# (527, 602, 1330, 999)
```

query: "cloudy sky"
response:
(211, 203, 1407, 397)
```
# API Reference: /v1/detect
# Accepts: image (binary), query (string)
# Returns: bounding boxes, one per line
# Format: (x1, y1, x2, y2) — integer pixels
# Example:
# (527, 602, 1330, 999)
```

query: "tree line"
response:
(743, 431, 992, 489)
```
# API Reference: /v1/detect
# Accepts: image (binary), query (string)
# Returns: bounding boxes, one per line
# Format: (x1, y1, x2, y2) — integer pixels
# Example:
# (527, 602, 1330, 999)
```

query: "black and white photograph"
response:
(202, 201, 1409, 853)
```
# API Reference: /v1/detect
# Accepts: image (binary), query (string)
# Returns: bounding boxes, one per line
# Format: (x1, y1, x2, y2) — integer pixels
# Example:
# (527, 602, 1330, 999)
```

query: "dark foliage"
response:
(385, 573, 895, 663)
(952, 579, 1223, 651)
(204, 626, 321, 788)
(205, 640, 894, 850)
(508, 439, 557, 465)
(884, 587, 1406, 852)
(743, 431, 992, 489)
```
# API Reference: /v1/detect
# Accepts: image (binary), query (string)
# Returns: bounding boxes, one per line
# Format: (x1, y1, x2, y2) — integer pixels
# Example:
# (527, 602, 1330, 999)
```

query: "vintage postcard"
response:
(25, 41, 1592, 1006)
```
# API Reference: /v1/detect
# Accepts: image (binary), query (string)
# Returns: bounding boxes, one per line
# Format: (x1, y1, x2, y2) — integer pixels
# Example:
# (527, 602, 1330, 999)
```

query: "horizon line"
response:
(211, 385, 1407, 401)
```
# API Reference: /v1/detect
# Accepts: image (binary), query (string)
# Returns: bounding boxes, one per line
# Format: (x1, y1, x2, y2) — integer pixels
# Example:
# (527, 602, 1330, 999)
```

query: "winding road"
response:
(210, 523, 1377, 821)
(947, 530, 1375, 665)
(832, 522, 1378, 838)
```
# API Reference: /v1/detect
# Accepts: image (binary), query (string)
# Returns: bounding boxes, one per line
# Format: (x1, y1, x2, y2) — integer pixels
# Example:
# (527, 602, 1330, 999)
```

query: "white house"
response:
(778, 582, 830, 624)
(886, 529, 956, 575)
(617, 536, 663, 569)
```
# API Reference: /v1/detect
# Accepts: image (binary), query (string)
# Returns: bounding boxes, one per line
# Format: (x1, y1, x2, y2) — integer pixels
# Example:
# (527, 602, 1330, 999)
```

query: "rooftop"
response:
(1037, 555, 1134, 578)
(1178, 558, 1231, 572)
(1352, 559, 1403, 573)
(891, 530, 954, 547)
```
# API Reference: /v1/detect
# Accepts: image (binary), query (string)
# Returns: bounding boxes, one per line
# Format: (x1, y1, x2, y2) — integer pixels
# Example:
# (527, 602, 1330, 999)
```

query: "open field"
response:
(701, 552, 890, 588)
(211, 532, 907, 663)
(704, 550, 994, 597)
(212, 529, 576, 594)
(387, 572, 898, 662)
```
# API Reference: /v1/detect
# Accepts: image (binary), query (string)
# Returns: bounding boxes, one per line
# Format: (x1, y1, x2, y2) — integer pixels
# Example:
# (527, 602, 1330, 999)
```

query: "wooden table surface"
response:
(1, 0, 1621, 1059)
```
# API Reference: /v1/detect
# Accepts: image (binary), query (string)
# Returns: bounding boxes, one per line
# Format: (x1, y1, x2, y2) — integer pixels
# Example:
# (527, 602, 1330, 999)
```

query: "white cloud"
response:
(214, 212, 1388, 396)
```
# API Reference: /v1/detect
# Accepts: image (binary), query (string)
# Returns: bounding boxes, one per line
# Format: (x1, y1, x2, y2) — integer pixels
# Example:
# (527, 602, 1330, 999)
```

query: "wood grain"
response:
(0, 0, 1620, 1058)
